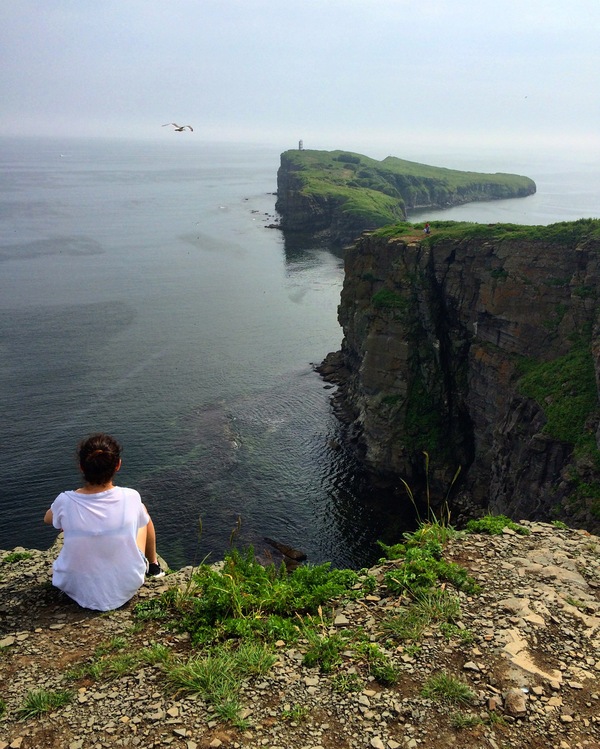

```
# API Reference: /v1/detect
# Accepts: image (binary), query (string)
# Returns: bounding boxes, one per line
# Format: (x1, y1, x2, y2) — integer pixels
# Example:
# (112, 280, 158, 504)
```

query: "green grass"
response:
(355, 642, 399, 686)
(450, 712, 484, 729)
(164, 642, 276, 726)
(466, 514, 530, 536)
(302, 632, 346, 673)
(66, 641, 173, 682)
(17, 689, 73, 719)
(1, 552, 33, 565)
(331, 672, 364, 694)
(281, 703, 309, 722)
(421, 672, 475, 705)
(383, 589, 462, 642)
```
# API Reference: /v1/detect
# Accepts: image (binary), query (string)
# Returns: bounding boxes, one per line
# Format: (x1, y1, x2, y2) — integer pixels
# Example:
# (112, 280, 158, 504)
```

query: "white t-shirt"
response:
(50, 486, 150, 611)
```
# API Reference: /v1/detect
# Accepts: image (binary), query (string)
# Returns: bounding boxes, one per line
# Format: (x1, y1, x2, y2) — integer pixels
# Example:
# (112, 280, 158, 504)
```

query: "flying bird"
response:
(162, 123, 193, 132)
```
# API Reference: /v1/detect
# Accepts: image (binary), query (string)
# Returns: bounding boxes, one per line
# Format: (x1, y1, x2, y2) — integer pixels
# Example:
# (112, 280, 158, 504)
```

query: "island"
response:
(275, 149, 536, 246)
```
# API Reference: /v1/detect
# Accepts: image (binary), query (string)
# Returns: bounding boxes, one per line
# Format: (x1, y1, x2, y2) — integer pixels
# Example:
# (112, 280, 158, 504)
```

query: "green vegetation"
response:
(375, 217, 600, 246)
(516, 337, 600, 520)
(303, 632, 346, 673)
(518, 343, 599, 453)
(281, 703, 309, 722)
(1, 552, 33, 565)
(135, 547, 361, 646)
(465, 514, 530, 536)
(382, 543, 479, 597)
(450, 712, 484, 729)
(331, 672, 364, 694)
(356, 642, 399, 685)
(421, 672, 475, 705)
(372, 288, 409, 311)
(280, 149, 536, 232)
(165, 642, 275, 726)
(17, 689, 73, 719)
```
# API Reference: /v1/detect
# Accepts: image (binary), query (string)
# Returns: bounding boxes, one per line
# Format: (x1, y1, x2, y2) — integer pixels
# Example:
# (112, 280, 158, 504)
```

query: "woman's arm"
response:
(44, 508, 53, 525)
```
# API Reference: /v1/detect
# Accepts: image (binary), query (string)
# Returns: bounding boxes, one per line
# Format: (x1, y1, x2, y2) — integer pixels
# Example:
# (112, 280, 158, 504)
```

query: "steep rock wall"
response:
(275, 157, 398, 246)
(323, 222, 600, 530)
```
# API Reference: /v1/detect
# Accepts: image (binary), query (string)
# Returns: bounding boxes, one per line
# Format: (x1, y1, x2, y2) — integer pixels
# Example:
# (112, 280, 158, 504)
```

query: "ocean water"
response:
(1, 137, 598, 568)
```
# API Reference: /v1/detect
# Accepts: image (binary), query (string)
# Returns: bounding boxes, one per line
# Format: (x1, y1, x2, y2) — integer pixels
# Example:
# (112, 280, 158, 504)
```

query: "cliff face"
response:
(323, 221, 600, 530)
(275, 155, 380, 245)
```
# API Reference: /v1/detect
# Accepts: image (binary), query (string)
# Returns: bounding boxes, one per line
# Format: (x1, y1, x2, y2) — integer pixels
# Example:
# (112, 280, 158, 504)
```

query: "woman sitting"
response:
(44, 433, 164, 611)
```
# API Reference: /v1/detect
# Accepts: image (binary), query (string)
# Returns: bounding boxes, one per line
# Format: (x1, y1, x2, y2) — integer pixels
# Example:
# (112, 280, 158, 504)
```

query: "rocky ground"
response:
(0, 521, 599, 749)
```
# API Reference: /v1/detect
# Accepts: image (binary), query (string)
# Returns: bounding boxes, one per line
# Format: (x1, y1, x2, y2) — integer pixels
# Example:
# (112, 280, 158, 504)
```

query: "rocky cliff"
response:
(276, 150, 536, 246)
(320, 220, 600, 531)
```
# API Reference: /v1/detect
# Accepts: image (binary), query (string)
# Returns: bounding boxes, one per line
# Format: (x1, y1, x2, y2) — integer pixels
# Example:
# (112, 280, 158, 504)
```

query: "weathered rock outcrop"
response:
(321, 220, 600, 531)
(276, 150, 536, 246)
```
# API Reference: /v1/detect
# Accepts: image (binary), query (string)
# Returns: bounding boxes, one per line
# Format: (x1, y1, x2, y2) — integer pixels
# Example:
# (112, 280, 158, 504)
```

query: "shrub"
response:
(134, 547, 360, 646)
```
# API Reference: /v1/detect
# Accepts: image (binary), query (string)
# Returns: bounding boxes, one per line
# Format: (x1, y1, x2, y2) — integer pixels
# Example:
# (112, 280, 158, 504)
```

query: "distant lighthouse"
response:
(299, 140, 304, 150)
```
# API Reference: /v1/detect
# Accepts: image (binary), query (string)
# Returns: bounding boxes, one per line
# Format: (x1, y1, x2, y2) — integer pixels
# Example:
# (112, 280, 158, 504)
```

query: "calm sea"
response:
(1, 137, 598, 568)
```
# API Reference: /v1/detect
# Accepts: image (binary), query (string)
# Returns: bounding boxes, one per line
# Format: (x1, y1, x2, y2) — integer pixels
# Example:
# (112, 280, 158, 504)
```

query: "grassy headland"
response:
(276, 149, 536, 242)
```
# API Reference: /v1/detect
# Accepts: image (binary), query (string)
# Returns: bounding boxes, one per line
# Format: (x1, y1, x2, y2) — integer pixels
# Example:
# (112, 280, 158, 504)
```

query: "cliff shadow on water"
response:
(319, 219, 600, 534)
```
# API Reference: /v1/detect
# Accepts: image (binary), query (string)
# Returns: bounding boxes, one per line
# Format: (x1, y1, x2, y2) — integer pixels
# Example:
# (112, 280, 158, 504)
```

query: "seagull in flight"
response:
(162, 123, 193, 132)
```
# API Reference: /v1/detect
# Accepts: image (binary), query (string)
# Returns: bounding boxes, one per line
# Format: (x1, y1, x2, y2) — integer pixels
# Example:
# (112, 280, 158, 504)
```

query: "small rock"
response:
(370, 738, 385, 749)
(334, 613, 350, 626)
(463, 661, 480, 671)
(560, 714, 574, 723)
(488, 697, 501, 711)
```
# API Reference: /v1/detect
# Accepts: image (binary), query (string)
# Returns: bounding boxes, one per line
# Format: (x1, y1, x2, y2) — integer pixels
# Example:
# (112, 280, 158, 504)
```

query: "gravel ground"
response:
(1, 521, 599, 749)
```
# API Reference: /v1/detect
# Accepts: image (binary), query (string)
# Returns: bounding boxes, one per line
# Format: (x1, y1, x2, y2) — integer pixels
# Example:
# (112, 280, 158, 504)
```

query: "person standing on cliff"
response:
(423, 222, 431, 235)
(43, 433, 164, 611)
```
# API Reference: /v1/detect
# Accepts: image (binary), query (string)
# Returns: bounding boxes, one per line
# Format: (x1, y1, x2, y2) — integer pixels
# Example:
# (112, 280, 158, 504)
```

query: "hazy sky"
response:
(1, 0, 599, 157)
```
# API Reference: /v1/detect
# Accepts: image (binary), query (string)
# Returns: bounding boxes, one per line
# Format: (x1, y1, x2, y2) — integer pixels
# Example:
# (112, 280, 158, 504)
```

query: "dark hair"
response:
(77, 433, 122, 485)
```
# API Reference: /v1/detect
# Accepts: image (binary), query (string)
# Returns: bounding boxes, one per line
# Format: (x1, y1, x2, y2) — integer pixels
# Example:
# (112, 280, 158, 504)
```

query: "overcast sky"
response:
(1, 0, 598, 157)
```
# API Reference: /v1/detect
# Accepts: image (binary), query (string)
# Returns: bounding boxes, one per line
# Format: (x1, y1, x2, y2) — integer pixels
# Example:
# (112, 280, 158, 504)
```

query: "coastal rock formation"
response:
(276, 150, 536, 246)
(320, 220, 600, 530)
